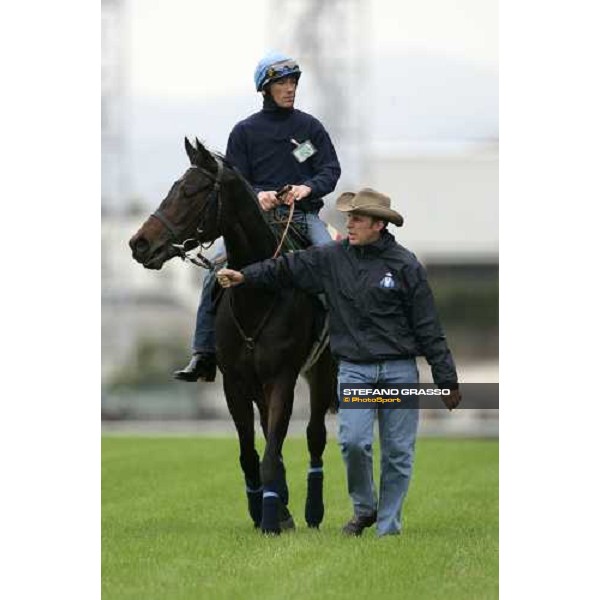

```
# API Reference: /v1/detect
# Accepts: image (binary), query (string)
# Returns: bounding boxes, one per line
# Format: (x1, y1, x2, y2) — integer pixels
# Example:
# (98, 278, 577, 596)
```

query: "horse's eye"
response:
(182, 181, 203, 197)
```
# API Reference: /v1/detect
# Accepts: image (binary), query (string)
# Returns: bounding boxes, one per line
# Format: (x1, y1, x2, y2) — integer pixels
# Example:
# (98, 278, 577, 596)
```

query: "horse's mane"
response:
(216, 153, 279, 245)
(206, 149, 309, 252)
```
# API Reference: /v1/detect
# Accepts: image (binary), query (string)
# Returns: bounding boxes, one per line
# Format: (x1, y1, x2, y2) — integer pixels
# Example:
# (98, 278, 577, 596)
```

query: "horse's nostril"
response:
(134, 238, 150, 256)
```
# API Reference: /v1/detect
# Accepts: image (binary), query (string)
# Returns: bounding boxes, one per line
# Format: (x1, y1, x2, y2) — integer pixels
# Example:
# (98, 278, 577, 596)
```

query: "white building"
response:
(324, 141, 498, 264)
(102, 215, 205, 381)
(102, 141, 498, 383)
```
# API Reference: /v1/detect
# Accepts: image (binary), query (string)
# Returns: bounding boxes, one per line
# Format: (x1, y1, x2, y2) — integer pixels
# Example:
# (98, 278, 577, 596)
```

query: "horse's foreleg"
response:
(223, 376, 262, 527)
(304, 347, 337, 528)
(260, 378, 295, 534)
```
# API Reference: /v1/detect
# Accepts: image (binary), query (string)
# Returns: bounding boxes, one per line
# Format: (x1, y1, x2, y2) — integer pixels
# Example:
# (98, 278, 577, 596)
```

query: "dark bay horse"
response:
(129, 138, 337, 534)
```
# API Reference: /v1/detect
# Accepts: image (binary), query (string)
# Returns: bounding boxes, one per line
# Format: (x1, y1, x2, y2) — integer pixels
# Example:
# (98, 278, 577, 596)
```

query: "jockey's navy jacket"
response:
(225, 95, 341, 213)
(241, 230, 458, 387)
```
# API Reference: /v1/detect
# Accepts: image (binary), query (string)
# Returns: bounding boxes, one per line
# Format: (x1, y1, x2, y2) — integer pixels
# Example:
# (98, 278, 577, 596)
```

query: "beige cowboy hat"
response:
(335, 187, 404, 227)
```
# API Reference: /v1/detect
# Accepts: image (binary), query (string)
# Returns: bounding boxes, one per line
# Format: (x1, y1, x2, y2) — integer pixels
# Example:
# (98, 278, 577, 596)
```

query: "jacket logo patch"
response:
(379, 272, 395, 289)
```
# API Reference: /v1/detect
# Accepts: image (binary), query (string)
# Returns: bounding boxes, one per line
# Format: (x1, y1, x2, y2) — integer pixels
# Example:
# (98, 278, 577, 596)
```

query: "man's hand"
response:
(282, 184, 312, 206)
(257, 191, 279, 211)
(217, 268, 245, 288)
(441, 387, 462, 411)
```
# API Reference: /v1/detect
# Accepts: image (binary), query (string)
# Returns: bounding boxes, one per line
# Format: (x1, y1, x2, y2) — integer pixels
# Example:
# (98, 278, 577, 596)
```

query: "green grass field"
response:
(102, 436, 498, 600)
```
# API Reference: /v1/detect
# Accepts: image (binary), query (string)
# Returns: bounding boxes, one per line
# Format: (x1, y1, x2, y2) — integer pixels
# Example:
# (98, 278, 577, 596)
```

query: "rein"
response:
(169, 170, 295, 269)
(226, 194, 298, 353)
(227, 193, 296, 353)
(228, 291, 280, 352)
(271, 189, 296, 259)
(156, 153, 298, 352)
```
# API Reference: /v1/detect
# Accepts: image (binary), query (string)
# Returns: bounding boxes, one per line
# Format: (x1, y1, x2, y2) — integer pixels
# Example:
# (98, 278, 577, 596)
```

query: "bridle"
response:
(149, 151, 304, 353)
(149, 151, 297, 273)
(149, 155, 225, 269)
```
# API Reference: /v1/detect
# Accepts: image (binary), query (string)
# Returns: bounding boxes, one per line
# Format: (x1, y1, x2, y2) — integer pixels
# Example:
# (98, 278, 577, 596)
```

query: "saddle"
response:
(210, 211, 327, 363)
(266, 212, 311, 252)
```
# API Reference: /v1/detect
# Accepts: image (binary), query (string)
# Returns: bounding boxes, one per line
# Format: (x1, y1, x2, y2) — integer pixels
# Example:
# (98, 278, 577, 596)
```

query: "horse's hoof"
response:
(305, 514, 323, 528)
(280, 515, 296, 531)
(261, 527, 281, 536)
(279, 505, 296, 531)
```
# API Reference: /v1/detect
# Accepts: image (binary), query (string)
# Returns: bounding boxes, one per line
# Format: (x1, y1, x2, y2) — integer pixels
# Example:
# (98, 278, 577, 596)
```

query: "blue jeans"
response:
(272, 206, 333, 246)
(192, 211, 331, 353)
(191, 239, 225, 353)
(337, 358, 420, 536)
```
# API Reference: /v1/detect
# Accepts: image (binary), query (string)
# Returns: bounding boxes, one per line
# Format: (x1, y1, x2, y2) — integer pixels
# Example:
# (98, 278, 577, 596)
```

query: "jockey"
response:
(174, 51, 342, 382)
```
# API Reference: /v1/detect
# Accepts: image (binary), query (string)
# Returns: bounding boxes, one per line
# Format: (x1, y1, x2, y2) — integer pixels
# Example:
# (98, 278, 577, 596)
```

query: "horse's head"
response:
(129, 137, 225, 269)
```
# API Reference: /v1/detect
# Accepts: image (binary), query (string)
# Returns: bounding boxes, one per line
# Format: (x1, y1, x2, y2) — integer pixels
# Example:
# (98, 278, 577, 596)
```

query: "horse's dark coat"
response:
(129, 138, 337, 533)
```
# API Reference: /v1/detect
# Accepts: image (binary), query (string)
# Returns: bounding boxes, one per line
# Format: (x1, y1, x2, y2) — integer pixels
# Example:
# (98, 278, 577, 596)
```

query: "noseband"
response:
(149, 155, 225, 269)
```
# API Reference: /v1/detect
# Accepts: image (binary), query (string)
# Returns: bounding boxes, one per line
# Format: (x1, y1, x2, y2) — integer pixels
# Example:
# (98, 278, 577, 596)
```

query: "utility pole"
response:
(267, 0, 370, 224)
(101, 0, 133, 382)
(101, 0, 130, 215)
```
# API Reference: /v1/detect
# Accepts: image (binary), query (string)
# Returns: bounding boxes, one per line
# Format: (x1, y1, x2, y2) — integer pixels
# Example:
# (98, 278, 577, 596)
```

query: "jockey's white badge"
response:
(291, 138, 317, 163)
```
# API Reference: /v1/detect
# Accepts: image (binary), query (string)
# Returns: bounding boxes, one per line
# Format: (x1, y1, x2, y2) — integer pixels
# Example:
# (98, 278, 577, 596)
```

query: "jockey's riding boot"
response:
(173, 352, 216, 382)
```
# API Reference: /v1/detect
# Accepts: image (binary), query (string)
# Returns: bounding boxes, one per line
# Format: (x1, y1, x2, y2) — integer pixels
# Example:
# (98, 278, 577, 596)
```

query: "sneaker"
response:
(173, 352, 216, 382)
(341, 512, 377, 536)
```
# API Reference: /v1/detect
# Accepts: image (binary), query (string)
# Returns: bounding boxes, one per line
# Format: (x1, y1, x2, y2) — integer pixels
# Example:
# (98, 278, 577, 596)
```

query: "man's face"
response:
(267, 76, 298, 108)
(346, 213, 385, 246)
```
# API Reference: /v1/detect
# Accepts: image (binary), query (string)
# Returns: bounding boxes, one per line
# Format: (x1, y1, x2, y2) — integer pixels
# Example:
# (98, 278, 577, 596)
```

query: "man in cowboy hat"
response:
(216, 187, 461, 538)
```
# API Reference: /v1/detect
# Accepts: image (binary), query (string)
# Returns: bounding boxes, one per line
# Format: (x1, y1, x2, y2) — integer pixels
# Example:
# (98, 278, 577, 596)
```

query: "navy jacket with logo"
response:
(225, 97, 341, 212)
(241, 231, 458, 387)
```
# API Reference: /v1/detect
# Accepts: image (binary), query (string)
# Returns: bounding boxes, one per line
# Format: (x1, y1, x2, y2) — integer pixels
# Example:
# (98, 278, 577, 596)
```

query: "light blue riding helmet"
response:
(254, 51, 302, 92)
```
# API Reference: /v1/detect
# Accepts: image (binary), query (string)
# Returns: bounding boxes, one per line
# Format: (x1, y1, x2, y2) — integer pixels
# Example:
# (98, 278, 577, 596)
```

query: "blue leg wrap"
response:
(245, 483, 263, 527)
(261, 489, 281, 534)
(305, 467, 324, 528)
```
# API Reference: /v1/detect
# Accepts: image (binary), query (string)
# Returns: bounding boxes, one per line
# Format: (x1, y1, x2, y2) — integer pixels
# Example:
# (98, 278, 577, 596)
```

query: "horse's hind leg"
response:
(223, 375, 262, 527)
(304, 347, 338, 528)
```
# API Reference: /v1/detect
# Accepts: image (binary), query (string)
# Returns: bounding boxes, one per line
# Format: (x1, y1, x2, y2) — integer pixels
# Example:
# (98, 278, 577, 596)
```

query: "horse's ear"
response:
(194, 137, 216, 169)
(184, 137, 196, 165)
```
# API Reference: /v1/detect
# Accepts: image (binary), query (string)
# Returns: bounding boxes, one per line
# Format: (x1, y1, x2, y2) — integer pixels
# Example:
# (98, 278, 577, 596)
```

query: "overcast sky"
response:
(128, 0, 497, 99)
(106, 0, 498, 204)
